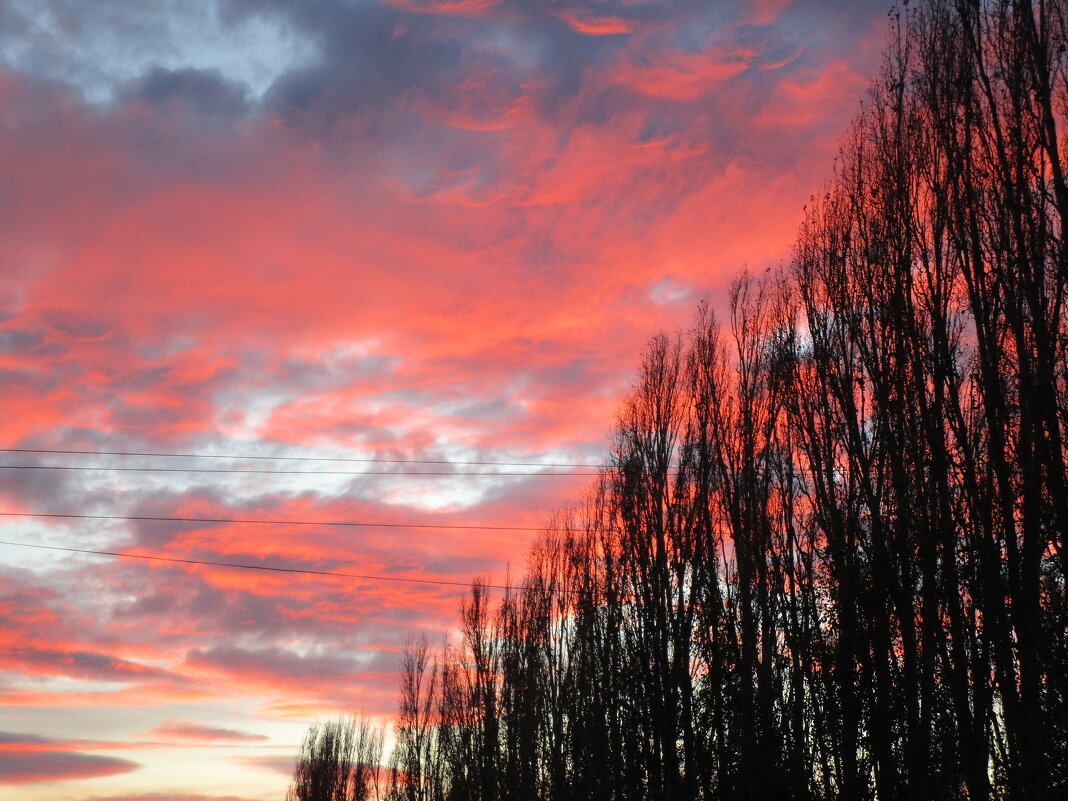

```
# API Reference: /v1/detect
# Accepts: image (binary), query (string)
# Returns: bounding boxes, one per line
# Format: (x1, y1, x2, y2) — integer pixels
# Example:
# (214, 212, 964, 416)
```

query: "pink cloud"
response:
(139, 721, 268, 744)
(383, 0, 501, 14)
(552, 9, 635, 36)
(606, 45, 755, 100)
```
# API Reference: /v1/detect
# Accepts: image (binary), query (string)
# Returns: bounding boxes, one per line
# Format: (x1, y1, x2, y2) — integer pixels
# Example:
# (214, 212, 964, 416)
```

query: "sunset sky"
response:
(0, 1, 889, 799)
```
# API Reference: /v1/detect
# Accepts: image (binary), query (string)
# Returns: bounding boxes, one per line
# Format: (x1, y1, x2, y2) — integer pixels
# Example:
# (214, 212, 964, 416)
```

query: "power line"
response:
(0, 511, 548, 532)
(0, 464, 599, 477)
(0, 539, 523, 592)
(0, 462, 823, 479)
(0, 447, 603, 469)
(0, 448, 826, 478)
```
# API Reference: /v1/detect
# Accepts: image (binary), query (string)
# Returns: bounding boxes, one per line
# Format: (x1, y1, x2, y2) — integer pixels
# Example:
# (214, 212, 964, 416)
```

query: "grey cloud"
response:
(0, 0, 316, 105)
(121, 66, 250, 119)
(3, 647, 185, 685)
(185, 643, 370, 682)
(0, 750, 139, 783)
(0, 731, 53, 745)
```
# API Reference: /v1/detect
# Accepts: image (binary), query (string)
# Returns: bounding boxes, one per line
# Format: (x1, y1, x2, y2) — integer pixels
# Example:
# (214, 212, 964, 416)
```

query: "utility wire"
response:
(0, 538, 527, 592)
(0, 447, 602, 469)
(0, 449, 822, 478)
(0, 463, 815, 481)
(0, 464, 599, 477)
(0, 511, 549, 532)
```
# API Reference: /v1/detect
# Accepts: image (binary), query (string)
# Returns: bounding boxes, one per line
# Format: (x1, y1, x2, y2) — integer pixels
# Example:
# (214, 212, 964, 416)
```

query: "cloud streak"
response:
(0, 733, 140, 785)
(140, 721, 268, 744)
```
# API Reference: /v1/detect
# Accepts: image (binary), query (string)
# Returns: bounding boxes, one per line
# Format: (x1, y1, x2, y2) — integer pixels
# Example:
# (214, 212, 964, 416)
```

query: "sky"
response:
(0, 1, 889, 799)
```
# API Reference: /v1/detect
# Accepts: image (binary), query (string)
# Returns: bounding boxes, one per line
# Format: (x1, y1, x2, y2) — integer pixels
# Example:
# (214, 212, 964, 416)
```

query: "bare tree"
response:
(288, 716, 383, 801)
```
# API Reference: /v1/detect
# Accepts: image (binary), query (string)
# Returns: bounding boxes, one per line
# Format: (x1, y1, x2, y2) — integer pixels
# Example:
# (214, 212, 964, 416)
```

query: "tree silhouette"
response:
(287, 717, 383, 801)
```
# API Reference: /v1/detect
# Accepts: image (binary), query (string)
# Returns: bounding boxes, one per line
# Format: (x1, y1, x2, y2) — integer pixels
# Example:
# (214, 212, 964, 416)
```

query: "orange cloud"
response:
(383, 0, 500, 14)
(605, 39, 756, 100)
(140, 721, 268, 744)
(552, 8, 635, 36)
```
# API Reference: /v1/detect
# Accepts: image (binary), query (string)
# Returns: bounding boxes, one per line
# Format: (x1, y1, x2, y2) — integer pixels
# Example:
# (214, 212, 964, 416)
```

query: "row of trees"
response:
(290, 1, 1068, 798)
